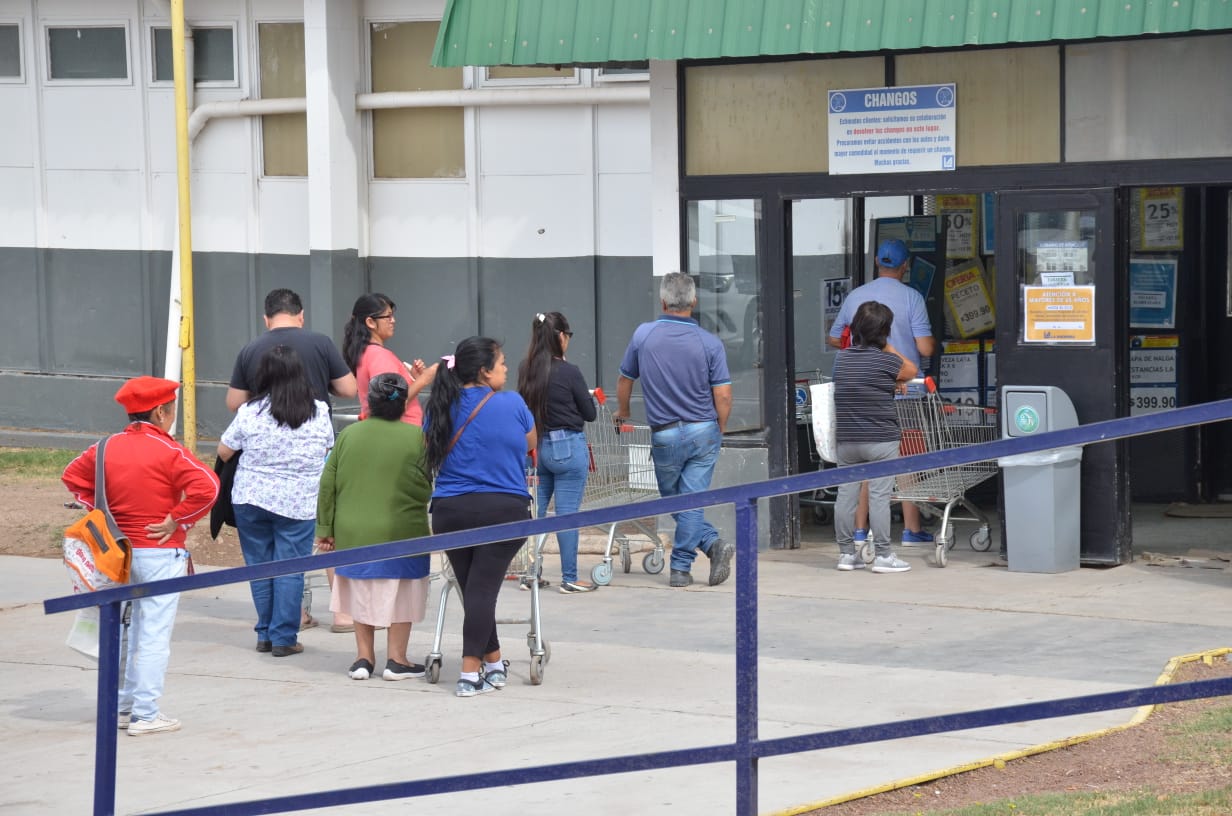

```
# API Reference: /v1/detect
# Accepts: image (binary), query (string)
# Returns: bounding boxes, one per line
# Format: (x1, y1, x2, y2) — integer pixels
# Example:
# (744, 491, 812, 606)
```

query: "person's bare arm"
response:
(225, 387, 249, 412)
(525, 428, 538, 453)
(217, 442, 237, 462)
(712, 384, 733, 434)
(825, 335, 843, 350)
(614, 375, 635, 420)
(914, 335, 936, 359)
(330, 373, 358, 399)
(403, 361, 439, 399)
(884, 344, 919, 383)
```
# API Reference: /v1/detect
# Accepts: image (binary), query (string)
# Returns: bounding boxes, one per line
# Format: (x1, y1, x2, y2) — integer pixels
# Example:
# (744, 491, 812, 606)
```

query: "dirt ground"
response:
(7, 474, 1231, 814)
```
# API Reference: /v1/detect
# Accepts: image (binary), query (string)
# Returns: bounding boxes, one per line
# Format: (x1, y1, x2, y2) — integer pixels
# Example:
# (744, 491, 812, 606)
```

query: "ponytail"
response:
(423, 336, 502, 477)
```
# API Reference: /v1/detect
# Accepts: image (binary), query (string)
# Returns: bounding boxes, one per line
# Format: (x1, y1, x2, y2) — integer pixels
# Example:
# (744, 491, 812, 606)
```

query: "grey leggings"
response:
(834, 440, 900, 558)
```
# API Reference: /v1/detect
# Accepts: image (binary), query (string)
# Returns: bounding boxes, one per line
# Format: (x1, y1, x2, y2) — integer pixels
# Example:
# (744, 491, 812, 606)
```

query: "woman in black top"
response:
(517, 312, 598, 593)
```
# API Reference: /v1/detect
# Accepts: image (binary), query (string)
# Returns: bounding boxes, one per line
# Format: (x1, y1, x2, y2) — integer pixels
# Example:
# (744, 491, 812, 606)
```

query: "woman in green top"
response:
(317, 373, 432, 681)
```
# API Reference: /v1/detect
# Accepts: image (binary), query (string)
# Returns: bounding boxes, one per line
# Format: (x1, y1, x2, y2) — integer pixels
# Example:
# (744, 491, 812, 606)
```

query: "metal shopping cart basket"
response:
(423, 469, 552, 686)
(584, 399, 664, 585)
(892, 378, 999, 568)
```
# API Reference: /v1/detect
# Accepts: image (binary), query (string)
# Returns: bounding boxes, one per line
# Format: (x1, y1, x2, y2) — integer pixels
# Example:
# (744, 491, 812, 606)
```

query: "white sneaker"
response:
(835, 553, 864, 571)
(127, 714, 181, 736)
(871, 553, 911, 573)
(117, 712, 131, 730)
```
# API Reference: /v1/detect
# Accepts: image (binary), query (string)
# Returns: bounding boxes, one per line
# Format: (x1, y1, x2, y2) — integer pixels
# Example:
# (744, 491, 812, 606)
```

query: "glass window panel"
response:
(487, 64, 575, 80)
(896, 47, 1060, 167)
(370, 21, 464, 178)
(0, 25, 20, 78)
(791, 198, 852, 377)
(684, 57, 884, 175)
(687, 199, 763, 433)
(48, 26, 128, 80)
(1016, 209, 1097, 345)
(153, 27, 234, 83)
(258, 22, 307, 177)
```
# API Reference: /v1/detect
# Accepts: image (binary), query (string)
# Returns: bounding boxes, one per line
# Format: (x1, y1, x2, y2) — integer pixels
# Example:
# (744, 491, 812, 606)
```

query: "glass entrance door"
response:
(995, 188, 1129, 564)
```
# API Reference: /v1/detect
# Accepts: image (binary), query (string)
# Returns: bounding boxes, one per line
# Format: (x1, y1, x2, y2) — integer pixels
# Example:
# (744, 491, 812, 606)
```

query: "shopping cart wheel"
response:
(859, 541, 875, 564)
(530, 654, 545, 685)
(425, 658, 441, 684)
(935, 542, 948, 568)
(970, 527, 992, 552)
(621, 546, 632, 574)
(591, 562, 613, 586)
(642, 550, 665, 574)
(812, 505, 832, 525)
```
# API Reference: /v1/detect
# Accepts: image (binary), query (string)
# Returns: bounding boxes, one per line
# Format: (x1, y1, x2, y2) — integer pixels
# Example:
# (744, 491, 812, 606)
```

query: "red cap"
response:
(114, 376, 179, 413)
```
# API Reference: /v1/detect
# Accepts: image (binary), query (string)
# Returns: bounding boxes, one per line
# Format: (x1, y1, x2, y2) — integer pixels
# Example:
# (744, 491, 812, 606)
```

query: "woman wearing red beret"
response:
(62, 376, 220, 736)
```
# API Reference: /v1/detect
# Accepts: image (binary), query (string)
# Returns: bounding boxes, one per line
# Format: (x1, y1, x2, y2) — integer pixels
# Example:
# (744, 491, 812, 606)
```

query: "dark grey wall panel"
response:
(367, 256, 478, 363)
(596, 256, 654, 407)
(479, 257, 598, 384)
(0, 248, 40, 369)
(44, 249, 151, 375)
(192, 251, 257, 381)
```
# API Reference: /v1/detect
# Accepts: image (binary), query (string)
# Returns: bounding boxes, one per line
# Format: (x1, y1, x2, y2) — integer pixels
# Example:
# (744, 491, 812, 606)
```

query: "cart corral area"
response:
(8, 510, 1232, 814)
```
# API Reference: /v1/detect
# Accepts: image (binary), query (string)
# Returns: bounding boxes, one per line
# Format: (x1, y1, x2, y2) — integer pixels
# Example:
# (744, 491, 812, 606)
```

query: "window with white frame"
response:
(369, 21, 464, 179)
(46, 24, 129, 81)
(0, 24, 21, 80)
(482, 63, 579, 86)
(596, 62, 649, 82)
(151, 25, 237, 85)
(257, 21, 307, 177)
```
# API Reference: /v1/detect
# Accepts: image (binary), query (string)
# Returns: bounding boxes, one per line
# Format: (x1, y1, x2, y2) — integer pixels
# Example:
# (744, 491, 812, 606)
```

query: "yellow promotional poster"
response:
(1023, 285, 1096, 343)
(1137, 187, 1183, 251)
(943, 260, 995, 338)
(937, 194, 978, 259)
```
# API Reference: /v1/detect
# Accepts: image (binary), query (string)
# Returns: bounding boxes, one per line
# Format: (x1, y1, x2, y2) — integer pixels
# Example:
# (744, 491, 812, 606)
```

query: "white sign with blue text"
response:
(827, 84, 957, 175)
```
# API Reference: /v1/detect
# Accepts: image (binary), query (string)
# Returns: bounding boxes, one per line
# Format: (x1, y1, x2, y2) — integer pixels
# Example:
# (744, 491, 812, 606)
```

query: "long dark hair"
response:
(342, 293, 395, 373)
(249, 345, 317, 429)
(423, 336, 502, 478)
(367, 372, 409, 421)
(516, 311, 569, 432)
(850, 301, 894, 350)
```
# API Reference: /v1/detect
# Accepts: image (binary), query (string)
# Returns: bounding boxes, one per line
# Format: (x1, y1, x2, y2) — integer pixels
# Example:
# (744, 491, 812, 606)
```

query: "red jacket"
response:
(62, 423, 220, 549)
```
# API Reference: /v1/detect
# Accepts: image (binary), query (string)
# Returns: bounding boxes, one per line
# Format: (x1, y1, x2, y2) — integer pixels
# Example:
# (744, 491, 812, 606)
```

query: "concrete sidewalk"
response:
(4, 538, 1232, 815)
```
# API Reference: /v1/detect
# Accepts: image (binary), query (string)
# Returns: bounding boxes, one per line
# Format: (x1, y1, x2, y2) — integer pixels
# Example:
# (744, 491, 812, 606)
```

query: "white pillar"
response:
(303, 0, 362, 331)
(649, 59, 680, 278)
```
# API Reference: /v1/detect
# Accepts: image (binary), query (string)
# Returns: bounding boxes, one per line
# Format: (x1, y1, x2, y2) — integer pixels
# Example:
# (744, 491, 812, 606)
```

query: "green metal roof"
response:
(432, 0, 1232, 67)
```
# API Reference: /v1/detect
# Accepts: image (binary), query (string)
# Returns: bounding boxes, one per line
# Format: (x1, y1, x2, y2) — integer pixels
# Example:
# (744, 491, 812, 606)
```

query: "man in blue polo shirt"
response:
(828, 238, 937, 546)
(615, 272, 735, 588)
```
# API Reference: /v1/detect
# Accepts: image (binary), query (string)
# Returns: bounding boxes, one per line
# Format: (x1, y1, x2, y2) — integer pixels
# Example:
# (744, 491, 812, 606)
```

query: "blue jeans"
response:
(536, 430, 590, 583)
(233, 504, 315, 647)
(118, 547, 189, 721)
(650, 421, 721, 572)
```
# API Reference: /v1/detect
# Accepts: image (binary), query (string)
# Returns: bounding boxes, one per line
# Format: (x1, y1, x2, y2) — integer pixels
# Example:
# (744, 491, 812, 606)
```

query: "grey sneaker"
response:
(836, 553, 865, 571)
(484, 659, 510, 688)
(669, 569, 693, 587)
(117, 712, 131, 730)
(871, 553, 911, 573)
(455, 675, 497, 697)
(127, 714, 180, 736)
(707, 538, 734, 586)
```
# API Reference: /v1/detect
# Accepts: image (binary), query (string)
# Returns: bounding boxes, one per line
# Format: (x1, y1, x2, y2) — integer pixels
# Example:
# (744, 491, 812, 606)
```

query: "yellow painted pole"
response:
(171, 0, 197, 452)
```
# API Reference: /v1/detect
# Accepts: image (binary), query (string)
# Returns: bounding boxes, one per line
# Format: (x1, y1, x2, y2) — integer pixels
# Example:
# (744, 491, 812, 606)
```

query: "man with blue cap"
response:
(827, 238, 937, 547)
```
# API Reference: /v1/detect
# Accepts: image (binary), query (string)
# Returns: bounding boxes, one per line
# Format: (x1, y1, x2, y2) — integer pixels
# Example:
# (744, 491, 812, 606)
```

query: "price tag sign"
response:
(943, 260, 995, 338)
(937, 194, 978, 259)
(1130, 337, 1177, 415)
(822, 277, 850, 337)
(1138, 187, 1183, 251)
(1035, 241, 1087, 282)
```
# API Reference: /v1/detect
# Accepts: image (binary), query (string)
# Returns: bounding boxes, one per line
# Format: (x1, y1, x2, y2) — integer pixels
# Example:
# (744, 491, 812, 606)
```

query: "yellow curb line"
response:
(767, 647, 1232, 816)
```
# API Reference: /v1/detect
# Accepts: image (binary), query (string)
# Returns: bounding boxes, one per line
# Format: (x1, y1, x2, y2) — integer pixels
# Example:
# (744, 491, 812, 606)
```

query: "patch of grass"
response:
(879, 787, 1232, 815)
(0, 447, 79, 479)
(1163, 702, 1232, 764)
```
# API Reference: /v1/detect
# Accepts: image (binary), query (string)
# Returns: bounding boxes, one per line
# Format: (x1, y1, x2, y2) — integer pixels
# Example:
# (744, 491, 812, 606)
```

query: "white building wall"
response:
(2, 0, 653, 261)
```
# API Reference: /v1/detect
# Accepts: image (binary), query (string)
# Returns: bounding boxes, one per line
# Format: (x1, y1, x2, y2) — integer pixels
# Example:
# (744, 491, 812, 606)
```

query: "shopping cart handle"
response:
(592, 386, 606, 405)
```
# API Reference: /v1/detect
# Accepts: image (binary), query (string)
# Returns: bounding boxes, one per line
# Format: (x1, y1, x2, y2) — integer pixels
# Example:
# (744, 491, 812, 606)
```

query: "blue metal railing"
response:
(45, 399, 1232, 816)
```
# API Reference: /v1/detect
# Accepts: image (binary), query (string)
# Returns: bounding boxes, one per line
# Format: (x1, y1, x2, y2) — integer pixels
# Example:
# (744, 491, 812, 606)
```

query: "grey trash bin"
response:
(998, 386, 1082, 573)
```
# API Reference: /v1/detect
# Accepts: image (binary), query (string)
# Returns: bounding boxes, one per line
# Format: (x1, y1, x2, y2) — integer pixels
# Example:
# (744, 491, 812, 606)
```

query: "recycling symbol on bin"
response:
(1014, 405, 1041, 434)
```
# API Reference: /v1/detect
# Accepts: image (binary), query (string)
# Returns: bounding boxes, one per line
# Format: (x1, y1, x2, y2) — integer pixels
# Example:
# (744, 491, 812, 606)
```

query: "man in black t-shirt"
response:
(226, 288, 356, 412)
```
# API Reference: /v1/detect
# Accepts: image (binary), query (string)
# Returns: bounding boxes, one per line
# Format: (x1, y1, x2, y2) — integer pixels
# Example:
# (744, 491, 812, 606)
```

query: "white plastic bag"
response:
(809, 381, 838, 464)
(65, 608, 101, 660)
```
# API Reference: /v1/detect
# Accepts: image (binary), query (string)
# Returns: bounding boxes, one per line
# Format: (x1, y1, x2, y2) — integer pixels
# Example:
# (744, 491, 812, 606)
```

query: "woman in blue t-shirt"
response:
(832, 301, 917, 575)
(424, 336, 537, 697)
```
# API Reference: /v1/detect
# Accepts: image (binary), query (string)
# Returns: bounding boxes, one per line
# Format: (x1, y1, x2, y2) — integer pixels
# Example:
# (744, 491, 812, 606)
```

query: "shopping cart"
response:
(891, 378, 998, 568)
(583, 398, 664, 585)
(796, 370, 838, 524)
(423, 521, 553, 686)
